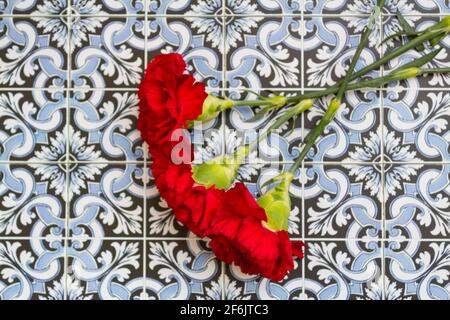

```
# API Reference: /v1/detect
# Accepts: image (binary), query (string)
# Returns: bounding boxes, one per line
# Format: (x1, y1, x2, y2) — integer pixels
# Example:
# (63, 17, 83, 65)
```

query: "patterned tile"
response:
(67, 239, 145, 300)
(0, 90, 67, 162)
(0, 16, 68, 89)
(1, 0, 69, 15)
(69, 163, 145, 238)
(224, 257, 304, 300)
(148, 16, 225, 89)
(303, 16, 381, 89)
(304, 240, 383, 300)
(75, 0, 145, 15)
(383, 90, 450, 163)
(225, 0, 302, 15)
(150, 0, 302, 15)
(0, 238, 65, 300)
(225, 16, 302, 90)
(304, 0, 450, 15)
(0, 163, 67, 238)
(304, 89, 381, 162)
(384, 240, 450, 300)
(70, 90, 144, 162)
(304, 165, 382, 239)
(145, 239, 222, 300)
(385, 164, 450, 240)
(71, 16, 145, 89)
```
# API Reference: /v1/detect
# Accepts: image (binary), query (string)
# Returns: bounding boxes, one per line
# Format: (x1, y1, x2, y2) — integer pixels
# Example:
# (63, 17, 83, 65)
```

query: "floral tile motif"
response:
(0, 239, 65, 300)
(385, 165, 450, 240)
(69, 163, 145, 238)
(304, 89, 381, 162)
(68, 239, 145, 300)
(0, 90, 67, 162)
(384, 240, 450, 300)
(304, 0, 450, 15)
(225, 16, 302, 89)
(148, 16, 224, 89)
(0, 163, 67, 238)
(383, 90, 449, 163)
(0, 0, 69, 15)
(74, 0, 145, 15)
(70, 90, 144, 162)
(72, 16, 145, 88)
(150, 0, 301, 15)
(0, 16, 68, 89)
(304, 165, 382, 239)
(225, 0, 301, 15)
(145, 240, 222, 300)
(304, 16, 381, 89)
(224, 257, 303, 300)
(304, 240, 383, 300)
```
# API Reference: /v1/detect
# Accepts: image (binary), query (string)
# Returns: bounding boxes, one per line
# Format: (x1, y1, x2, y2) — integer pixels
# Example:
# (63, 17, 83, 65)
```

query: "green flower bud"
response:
(257, 172, 294, 231)
(391, 67, 420, 80)
(293, 99, 314, 114)
(192, 146, 249, 190)
(266, 95, 287, 108)
(427, 16, 450, 34)
(325, 98, 342, 121)
(189, 95, 235, 126)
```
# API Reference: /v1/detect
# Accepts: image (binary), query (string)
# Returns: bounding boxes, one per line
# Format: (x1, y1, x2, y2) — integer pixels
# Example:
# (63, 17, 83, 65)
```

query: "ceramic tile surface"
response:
(0, 0, 449, 300)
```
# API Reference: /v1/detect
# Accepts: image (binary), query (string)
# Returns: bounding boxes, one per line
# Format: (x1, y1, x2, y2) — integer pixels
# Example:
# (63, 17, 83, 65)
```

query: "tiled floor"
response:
(0, 0, 449, 300)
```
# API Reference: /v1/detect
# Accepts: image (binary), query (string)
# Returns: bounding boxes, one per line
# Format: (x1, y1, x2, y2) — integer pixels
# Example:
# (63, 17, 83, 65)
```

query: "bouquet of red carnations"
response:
(138, 2, 450, 281)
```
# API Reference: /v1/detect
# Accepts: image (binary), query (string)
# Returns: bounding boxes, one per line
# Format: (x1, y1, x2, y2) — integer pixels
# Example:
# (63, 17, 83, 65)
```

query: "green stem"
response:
(287, 66, 432, 174)
(335, 0, 384, 102)
(420, 67, 450, 74)
(285, 19, 448, 104)
(233, 99, 275, 107)
(248, 100, 313, 151)
(289, 0, 384, 176)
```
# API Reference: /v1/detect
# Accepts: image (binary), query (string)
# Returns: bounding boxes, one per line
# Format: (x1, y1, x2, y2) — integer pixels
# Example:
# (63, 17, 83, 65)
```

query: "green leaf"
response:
(395, 48, 443, 71)
(396, 11, 425, 51)
(430, 33, 447, 47)
(243, 105, 278, 123)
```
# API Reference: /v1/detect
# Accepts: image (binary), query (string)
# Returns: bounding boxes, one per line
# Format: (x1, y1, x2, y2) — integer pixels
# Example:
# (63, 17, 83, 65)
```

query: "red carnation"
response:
(149, 137, 225, 238)
(138, 53, 207, 145)
(209, 183, 304, 282)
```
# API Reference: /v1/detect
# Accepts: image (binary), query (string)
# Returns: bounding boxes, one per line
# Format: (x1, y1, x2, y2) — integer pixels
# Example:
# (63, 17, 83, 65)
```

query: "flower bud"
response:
(293, 99, 314, 114)
(257, 172, 294, 231)
(391, 67, 420, 80)
(193, 95, 235, 124)
(266, 95, 287, 108)
(192, 146, 249, 190)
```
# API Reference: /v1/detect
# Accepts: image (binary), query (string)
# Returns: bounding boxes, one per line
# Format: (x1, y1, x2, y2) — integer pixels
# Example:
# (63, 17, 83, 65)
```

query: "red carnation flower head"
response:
(210, 174, 304, 282)
(138, 53, 235, 146)
(149, 135, 227, 238)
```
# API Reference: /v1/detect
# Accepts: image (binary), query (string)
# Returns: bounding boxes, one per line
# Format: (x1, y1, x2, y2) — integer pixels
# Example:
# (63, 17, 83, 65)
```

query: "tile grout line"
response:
(6, 86, 450, 92)
(143, 0, 149, 298)
(300, 2, 306, 298)
(221, 2, 227, 300)
(4, 236, 450, 241)
(379, 9, 386, 301)
(1, 160, 449, 165)
(63, 0, 73, 301)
